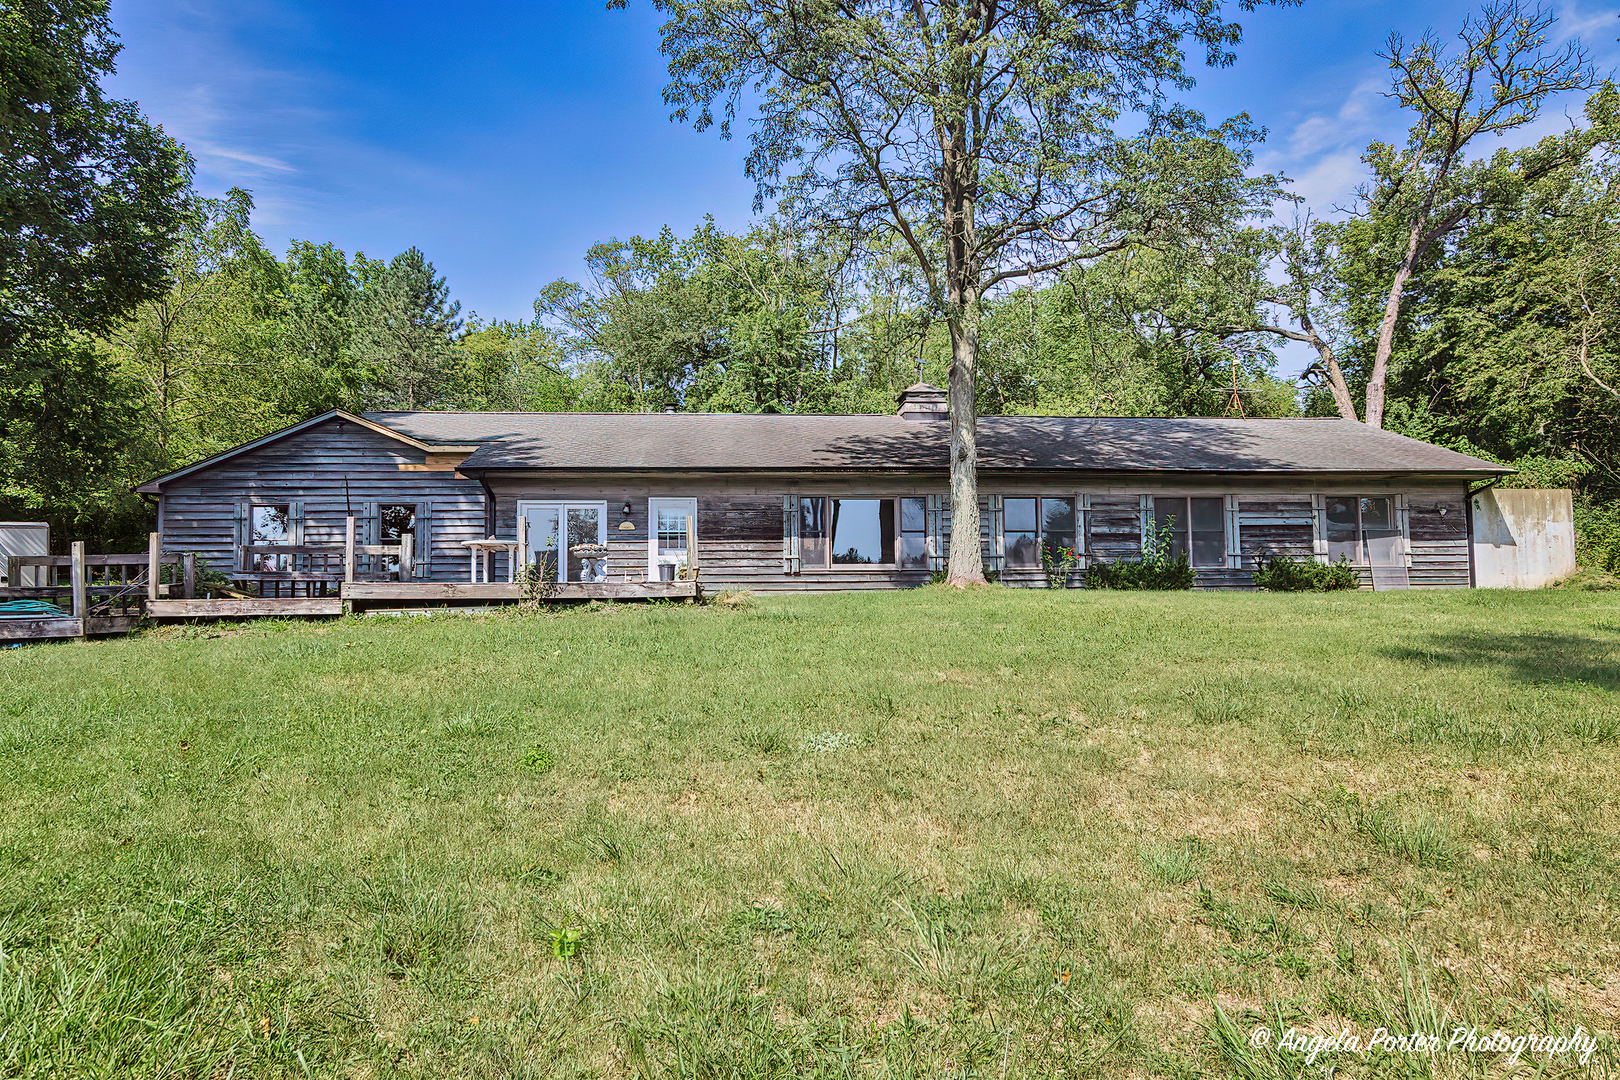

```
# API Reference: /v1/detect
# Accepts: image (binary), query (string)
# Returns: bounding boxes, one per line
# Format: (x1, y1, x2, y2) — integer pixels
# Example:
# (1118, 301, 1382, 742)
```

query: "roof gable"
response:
(135, 410, 437, 493)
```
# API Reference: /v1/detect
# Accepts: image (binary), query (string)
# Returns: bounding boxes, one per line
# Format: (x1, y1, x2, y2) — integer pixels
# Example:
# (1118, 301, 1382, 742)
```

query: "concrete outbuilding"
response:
(1471, 488, 1576, 588)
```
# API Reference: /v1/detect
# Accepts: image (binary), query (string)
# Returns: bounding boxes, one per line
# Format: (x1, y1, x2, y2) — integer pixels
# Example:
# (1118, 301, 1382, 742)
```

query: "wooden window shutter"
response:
(359, 501, 378, 577)
(232, 499, 250, 572)
(782, 495, 800, 574)
(1139, 494, 1152, 552)
(1395, 494, 1412, 568)
(414, 501, 433, 579)
(1224, 494, 1241, 569)
(1311, 494, 1328, 561)
(1078, 493, 1092, 567)
(925, 494, 945, 572)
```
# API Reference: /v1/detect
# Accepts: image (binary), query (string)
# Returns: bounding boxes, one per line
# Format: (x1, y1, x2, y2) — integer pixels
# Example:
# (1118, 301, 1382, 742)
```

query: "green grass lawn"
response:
(2, 588, 1618, 1078)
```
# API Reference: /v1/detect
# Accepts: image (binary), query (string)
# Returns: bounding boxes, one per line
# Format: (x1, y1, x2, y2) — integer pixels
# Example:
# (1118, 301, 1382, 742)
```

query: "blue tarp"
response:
(0, 600, 70, 619)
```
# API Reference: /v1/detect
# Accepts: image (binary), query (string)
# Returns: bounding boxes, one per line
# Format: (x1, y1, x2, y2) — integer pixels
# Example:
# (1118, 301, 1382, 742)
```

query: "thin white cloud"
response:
(191, 141, 295, 173)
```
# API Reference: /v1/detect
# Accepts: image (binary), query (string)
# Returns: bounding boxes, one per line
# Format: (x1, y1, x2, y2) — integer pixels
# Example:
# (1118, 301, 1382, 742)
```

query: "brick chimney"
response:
(896, 383, 948, 421)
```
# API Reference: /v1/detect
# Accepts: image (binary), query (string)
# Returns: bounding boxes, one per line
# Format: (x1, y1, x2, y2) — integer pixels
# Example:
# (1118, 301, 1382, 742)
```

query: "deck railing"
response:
(234, 520, 411, 597)
(5, 543, 179, 620)
(1, 518, 427, 632)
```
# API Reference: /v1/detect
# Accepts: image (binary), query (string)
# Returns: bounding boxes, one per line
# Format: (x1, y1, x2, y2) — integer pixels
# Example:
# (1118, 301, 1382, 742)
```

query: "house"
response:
(135, 384, 1506, 596)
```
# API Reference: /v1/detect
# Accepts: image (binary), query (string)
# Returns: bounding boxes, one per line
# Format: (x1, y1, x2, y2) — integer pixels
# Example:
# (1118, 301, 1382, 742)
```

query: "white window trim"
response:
(516, 500, 608, 583)
(648, 497, 698, 579)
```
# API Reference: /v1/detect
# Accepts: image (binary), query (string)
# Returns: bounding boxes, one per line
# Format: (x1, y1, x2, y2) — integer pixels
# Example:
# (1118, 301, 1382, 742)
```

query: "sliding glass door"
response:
(520, 502, 608, 582)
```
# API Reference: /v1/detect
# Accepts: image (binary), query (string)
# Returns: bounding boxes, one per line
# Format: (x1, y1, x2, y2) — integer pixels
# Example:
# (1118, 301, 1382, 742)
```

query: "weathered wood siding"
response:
(480, 475, 1477, 593)
(1407, 494, 1469, 587)
(1088, 496, 1144, 562)
(156, 418, 485, 578)
(154, 444, 1482, 594)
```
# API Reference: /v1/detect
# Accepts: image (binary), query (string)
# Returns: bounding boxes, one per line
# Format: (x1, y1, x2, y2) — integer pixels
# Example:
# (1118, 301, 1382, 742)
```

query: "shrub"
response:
(1084, 555, 1193, 590)
(1316, 556, 1359, 591)
(1575, 496, 1620, 572)
(1252, 554, 1359, 592)
(1084, 516, 1193, 590)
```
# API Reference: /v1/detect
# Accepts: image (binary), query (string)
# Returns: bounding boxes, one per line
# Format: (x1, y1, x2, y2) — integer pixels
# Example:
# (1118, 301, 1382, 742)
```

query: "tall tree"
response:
(1354, 0, 1600, 428)
(351, 248, 463, 410)
(110, 188, 284, 474)
(537, 220, 847, 413)
(627, 0, 1288, 582)
(0, 0, 192, 353)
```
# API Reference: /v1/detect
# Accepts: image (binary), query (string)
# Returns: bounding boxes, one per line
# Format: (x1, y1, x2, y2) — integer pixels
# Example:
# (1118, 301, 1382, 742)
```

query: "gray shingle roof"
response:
(363, 411, 1507, 475)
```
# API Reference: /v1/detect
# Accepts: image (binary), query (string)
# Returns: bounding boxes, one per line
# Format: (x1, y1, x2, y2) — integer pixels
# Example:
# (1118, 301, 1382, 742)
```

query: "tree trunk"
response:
(945, 297, 985, 586)
(1315, 341, 1360, 422)
(1366, 225, 1422, 429)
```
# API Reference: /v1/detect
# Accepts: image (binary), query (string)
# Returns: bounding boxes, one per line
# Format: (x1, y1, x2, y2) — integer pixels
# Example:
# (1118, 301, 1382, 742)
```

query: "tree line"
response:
(2, 0, 1617, 571)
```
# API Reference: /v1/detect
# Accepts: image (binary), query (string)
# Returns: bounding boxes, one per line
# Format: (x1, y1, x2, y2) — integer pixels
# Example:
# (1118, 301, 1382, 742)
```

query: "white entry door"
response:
(648, 498, 697, 581)
(520, 501, 608, 582)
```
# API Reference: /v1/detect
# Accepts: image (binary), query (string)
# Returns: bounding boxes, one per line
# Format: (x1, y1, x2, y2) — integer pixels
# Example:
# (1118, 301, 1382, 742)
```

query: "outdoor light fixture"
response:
(618, 502, 636, 531)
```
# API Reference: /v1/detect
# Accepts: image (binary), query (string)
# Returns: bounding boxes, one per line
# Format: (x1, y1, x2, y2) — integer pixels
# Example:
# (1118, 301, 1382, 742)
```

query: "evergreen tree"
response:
(351, 248, 463, 410)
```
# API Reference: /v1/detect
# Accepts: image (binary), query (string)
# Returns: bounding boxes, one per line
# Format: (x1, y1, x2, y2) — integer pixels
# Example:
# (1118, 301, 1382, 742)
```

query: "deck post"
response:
(399, 531, 413, 580)
(6, 555, 18, 590)
(70, 541, 87, 638)
(344, 516, 356, 583)
(183, 553, 197, 599)
(147, 532, 161, 601)
(516, 514, 527, 578)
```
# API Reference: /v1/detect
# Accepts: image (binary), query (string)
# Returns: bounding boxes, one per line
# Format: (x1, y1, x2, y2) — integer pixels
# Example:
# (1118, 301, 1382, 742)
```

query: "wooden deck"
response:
(0, 615, 142, 642)
(146, 598, 346, 619)
(139, 581, 699, 619)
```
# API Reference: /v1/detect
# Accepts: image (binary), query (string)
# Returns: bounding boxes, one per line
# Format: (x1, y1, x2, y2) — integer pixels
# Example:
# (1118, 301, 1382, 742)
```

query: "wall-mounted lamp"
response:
(618, 502, 636, 531)
(1437, 506, 1447, 517)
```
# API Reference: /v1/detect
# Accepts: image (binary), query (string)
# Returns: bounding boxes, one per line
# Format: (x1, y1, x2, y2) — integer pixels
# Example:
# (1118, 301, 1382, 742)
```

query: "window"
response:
(899, 497, 927, 569)
(798, 498, 896, 568)
(379, 503, 415, 575)
(649, 498, 697, 580)
(1325, 497, 1399, 566)
(1152, 497, 1225, 568)
(1003, 497, 1076, 568)
(251, 504, 290, 571)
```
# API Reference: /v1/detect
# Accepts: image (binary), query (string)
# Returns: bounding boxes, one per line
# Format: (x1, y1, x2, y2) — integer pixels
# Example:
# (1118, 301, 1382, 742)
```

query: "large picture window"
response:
(1325, 497, 1400, 566)
(1152, 497, 1225, 568)
(798, 497, 897, 568)
(1002, 497, 1076, 568)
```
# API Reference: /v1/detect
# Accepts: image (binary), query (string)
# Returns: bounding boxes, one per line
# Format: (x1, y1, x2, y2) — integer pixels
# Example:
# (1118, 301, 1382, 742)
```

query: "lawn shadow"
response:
(1382, 629, 1620, 692)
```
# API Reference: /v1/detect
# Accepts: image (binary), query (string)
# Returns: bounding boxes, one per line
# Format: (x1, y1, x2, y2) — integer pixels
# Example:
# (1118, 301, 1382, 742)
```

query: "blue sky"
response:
(109, 0, 1620, 334)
